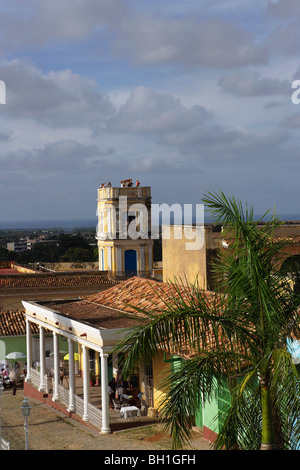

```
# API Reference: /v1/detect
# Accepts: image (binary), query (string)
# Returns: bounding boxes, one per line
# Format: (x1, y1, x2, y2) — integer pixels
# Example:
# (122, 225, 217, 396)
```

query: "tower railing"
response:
(97, 186, 151, 201)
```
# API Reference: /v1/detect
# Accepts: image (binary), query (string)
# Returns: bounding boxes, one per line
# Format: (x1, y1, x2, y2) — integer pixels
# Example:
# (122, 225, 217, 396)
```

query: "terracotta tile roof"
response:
(0, 261, 36, 274)
(0, 272, 118, 289)
(272, 236, 300, 244)
(85, 276, 192, 315)
(85, 277, 251, 368)
(0, 310, 39, 337)
(45, 278, 195, 333)
(47, 299, 145, 329)
(224, 235, 300, 246)
(0, 269, 20, 275)
(38, 278, 251, 371)
(46, 277, 216, 333)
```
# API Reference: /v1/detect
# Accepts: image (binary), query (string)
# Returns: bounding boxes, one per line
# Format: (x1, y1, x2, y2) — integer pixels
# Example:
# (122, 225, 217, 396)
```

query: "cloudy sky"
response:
(0, 0, 299, 223)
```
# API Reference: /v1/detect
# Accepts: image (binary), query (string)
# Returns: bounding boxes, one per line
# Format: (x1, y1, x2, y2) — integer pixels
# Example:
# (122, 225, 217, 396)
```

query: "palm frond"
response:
(158, 355, 221, 448)
(270, 348, 300, 449)
(113, 191, 300, 449)
(214, 370, 262, 450)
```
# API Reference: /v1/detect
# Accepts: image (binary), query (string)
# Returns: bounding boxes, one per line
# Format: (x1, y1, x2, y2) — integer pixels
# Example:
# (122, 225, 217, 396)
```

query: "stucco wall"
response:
(37, 262, 99, 271)
(162, 225, 223, 289)
(152, 351, 171, 409)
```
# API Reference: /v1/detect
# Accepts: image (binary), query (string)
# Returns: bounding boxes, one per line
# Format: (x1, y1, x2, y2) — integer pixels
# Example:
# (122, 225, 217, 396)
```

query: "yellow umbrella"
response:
(63, 353, 80, 361)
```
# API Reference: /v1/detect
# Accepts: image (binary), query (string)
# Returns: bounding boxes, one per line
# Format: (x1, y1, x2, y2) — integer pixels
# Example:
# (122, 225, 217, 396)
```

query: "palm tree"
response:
(114, 192, 300, 450)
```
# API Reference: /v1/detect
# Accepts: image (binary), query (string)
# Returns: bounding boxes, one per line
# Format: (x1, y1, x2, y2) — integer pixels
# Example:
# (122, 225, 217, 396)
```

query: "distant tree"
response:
(61, 247, 95, 262)
(0, 247, 16, 261)
(58, 234, 90, 255)
(29, 242, 60, 262)
(16, 250, 35, 264)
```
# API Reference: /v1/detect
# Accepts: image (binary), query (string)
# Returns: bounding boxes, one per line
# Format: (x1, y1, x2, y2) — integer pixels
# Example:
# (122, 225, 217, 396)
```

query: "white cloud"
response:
(107, 86, 212, 134)
(0, 140, 116, 175)
(115, 16, 268, 68)
(218, 71, 291, 96)
(105, 85, 291, 162)
(0, 0, 127, 52)
(0, 60, 115, 128)
(266, 0, 300, 19)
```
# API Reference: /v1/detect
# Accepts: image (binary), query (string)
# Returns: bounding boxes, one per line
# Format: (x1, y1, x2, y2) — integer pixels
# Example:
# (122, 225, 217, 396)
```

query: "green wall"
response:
(169, 355, 232, 435)
(0, 336, 27, 359)
(170, 355, 203, 428)
(202, 384, 220, 435)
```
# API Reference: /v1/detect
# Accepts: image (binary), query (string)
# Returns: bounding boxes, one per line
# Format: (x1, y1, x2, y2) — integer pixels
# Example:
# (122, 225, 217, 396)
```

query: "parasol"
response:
(63, 353, 80, 361)
(49, 350, 67, 357)
(5, 352, 26, 360)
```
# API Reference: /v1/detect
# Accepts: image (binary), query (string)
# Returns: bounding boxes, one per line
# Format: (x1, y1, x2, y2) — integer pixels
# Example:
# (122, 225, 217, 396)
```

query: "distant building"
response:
(7, 241, 28, 253)
(162, 221, 300, 290)
(7, 237, 57, 253)
(0, 263, 119, 310)
(162, 223, 223, 290)
(96, 179, 153, 279)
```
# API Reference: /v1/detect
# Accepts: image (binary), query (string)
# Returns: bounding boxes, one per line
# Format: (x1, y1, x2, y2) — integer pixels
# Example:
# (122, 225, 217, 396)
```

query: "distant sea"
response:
(0, 219, 97, 230)
(1, 213, 300, 231)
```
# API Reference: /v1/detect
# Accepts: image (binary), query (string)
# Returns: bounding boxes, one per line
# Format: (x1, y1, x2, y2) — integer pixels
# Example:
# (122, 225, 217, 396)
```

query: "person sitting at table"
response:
(116, 382, 124, 398)
(108, 378, 116, 409)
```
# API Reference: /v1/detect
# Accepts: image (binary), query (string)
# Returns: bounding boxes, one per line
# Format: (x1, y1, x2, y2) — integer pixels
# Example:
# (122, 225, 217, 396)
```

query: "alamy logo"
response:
(0, 80, 6, 104)
(291, 80, 300, 105)
(96, 196, 205, 250)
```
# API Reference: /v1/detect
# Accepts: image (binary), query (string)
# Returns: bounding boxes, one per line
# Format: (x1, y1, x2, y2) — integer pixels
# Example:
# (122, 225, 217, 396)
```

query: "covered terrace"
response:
(22, 296, 153, 433)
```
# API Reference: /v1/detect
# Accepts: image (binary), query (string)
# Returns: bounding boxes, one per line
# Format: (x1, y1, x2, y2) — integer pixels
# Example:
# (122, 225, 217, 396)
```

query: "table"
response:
(120, 406, 140, 419)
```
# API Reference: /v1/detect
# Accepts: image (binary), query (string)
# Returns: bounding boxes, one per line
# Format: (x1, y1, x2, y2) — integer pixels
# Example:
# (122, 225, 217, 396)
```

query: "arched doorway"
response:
(124, 249, 137, 276)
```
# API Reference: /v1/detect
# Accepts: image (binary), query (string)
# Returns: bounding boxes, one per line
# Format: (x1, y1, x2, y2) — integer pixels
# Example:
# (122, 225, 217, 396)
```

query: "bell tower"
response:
(96, 179, 153, 279)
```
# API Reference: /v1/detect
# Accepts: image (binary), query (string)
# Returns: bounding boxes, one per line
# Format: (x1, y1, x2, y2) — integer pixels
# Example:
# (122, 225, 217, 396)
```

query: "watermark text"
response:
(96, 197, 205, 250)
(0, 80, 5, 104)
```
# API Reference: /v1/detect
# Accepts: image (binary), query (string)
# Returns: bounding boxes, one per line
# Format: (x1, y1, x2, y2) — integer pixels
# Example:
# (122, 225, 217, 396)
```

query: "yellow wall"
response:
(152, 351, 171, 409)
(98, 243, 153, 273)
(162, 225, 207, 288)
(162, 224, 223, 289)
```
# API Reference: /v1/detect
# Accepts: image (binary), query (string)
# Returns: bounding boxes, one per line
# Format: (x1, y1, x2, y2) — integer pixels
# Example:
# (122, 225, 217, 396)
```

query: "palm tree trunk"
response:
(260, 384, 276, 450)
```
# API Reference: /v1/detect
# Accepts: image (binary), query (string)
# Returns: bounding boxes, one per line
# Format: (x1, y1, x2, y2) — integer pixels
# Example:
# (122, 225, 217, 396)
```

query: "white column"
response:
(67, 339, 75, 413)
(116, 246, 122, 275)
(95, 351, 100, 385)
(139, 245, 145, 275)
(82, 345, 89, 421)
(38, 326, 46, 392)
(98, 246, 102, 271)
(100, 352, 111, 434)
(52, 332, 60, 402)
(25, 319, 32, 384)
(107, 246, 112, 271)
(148, 245, 153, 273)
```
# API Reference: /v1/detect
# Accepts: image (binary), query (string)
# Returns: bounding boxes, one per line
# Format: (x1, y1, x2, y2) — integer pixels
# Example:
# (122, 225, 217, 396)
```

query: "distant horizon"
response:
(1, 212, 300, 231)
(0, 218, 97, 231)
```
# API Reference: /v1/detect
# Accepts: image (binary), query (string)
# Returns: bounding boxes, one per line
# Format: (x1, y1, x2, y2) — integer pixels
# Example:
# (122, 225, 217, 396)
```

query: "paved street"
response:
(0, 387, 212, 451)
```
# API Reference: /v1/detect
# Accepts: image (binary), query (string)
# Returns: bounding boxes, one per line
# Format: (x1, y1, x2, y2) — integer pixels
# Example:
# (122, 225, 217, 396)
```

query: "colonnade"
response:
(25, 318, 111, 434)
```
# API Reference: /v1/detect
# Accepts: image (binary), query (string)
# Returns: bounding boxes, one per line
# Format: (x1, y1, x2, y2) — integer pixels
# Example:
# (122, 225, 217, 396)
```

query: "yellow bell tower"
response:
(96, 179, 153, 279)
